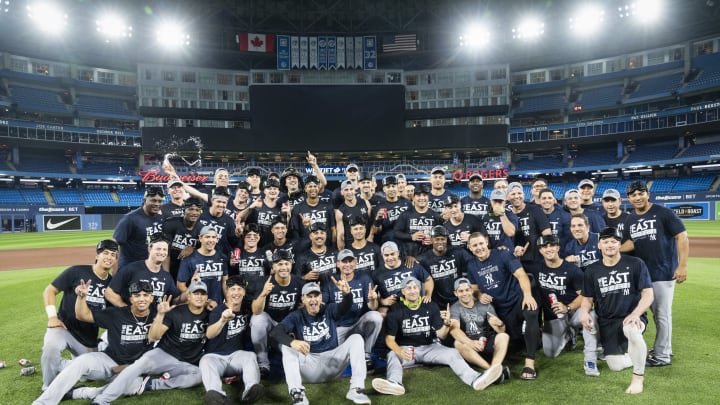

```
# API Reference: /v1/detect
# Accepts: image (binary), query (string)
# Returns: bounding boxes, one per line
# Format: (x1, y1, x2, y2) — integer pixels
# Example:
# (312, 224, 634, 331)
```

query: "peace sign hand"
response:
(75, 279, 92, 298)
(367, 284, 379, 301)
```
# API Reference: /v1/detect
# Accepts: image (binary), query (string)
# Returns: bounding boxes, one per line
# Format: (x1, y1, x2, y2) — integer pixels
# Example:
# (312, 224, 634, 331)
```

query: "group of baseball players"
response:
(35, 153, 689, 404)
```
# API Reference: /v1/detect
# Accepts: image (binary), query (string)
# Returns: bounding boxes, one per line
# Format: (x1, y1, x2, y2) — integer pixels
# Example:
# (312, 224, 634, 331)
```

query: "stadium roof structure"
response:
(0, 0, 719, 71)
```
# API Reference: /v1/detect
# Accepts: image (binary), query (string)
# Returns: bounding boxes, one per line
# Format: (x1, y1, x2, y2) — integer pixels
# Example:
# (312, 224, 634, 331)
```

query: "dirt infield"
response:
(1, 237, 718, 271)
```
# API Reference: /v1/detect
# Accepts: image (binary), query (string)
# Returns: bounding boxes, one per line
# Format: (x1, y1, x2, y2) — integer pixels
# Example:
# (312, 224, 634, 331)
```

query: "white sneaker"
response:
(584, 361, 601, 377)
(290, 387, 309, 405)
(372, 378, 405, 395)
(135, 376, 151, 395)
(472, 364, 502, 391)
(346, 387, 371, 404)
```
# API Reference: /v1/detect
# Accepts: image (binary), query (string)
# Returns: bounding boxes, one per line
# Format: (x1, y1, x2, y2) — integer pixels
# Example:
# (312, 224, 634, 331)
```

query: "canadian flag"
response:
(237, 33, 275, 53)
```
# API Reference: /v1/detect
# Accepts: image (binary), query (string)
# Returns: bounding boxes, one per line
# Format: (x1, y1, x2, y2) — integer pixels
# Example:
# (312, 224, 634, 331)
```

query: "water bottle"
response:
(21, 366, 36, 376)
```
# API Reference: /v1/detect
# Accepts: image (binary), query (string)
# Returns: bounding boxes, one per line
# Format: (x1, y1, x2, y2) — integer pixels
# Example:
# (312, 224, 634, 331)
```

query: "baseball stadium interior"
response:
(1, 0, 720, 231)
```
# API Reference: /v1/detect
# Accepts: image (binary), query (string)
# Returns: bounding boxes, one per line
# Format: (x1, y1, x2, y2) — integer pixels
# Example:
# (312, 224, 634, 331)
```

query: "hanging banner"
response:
(336, 37, 345, 69)
(291, 36, 300, 69)
(327, 36, 337, 69)
(318, 36, 327, 70)
(276, 35, 291, 70)
(300, 36, 309, 69)
(346, 36, 354, 69)
(363, 35, 377, 70)
(309, 36, 318, 69)
(354, 37, 364, 69)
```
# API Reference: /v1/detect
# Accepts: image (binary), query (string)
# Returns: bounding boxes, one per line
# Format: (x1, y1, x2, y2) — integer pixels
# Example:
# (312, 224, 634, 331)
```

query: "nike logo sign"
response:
(46, 217, 79, 230)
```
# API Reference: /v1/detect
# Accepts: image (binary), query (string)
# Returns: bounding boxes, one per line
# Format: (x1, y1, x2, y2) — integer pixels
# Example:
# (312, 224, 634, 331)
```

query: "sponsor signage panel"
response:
(42, 215, 82, 231)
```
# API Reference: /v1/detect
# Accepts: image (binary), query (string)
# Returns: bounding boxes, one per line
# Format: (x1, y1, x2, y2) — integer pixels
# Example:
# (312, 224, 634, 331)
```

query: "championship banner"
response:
(336, 37, 345, 69)
(291, 36, 300, 69)
(276, 35, 291, 70)
(354, 36, 364, 69)
(318, 36, 328, 70)
(309, 36, 318, 69)
(300, 36, 309, 69)
(345, 36, 354, 69)
(327, 36, 337, 69)
(363, 36, 377, 70)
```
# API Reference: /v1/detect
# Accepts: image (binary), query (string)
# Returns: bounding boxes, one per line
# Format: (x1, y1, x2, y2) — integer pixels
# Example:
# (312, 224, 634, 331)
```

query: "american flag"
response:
(382, 34, 417, 53)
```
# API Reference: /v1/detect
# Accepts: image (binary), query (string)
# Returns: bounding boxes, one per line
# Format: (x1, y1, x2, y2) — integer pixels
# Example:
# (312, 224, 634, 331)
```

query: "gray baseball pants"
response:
(199, 351, 261, 397)
(41, 327, 95, 389)
(385, 343, 480, 386)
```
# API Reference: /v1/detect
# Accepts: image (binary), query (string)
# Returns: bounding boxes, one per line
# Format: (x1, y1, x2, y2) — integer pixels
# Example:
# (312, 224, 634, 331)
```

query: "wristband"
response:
(46, 305, 57, 319)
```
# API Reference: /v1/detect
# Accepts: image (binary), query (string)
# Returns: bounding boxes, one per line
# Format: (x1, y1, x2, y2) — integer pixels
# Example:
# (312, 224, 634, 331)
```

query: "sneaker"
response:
(584, 361, 600, 377)
(648, 348, 673, 358)
(204, 389, 228, 405)
(346, 387, 371, 404)
(372, 378, 405, 396)
(494, 365, 511, 385)
(646, 354, 672, 367)
(135, 376, 151, 396)
(472, 364, 502, 391)
(290, 388, 309, 405)
(241, 383, 265, 404)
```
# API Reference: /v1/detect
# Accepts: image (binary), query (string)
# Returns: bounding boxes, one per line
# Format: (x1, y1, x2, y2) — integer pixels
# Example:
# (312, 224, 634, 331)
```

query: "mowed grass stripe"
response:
(0, 230, 114, 250)
(0, 261, 718, 404)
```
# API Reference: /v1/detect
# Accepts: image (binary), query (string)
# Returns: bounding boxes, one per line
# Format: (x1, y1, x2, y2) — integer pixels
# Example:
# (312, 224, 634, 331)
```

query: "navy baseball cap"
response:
(383, 175, 398, 186)
(235, 181, 251, 192)
(129, 281, 153, 294)
(184, 197, 203, 208)
(264, 178, 281, 189)
(96, 239, 119, 253)
(444, 194, 460, 206)
(431, 225, 448, 237)
(537, 235, 560, 247)
(304, 175, 320, 186)
(309, 222, 327, 232)
(271, 249, 294, 263)
(144, 186, 165, 198)
(247, 167, 261, 177)
(415, 184, 430, 195)
(626, 181, 648, 195)
(211, 187, 230, 199)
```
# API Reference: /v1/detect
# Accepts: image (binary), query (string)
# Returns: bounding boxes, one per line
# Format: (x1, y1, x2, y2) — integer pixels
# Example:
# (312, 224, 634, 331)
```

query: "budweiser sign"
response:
(139, 169, 209, 183)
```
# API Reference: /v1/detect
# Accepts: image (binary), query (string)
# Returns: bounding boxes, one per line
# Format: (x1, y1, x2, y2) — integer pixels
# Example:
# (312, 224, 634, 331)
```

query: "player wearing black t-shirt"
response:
(601, 189, 629, 239)
(393, 185, 443, 258)
(347, 218, 382, 276)
(40, 240, 118, 391)
(200, 276, 265, 404)
(162, 197, 203, 280)
(113, 187, 164, 269)
(417, 226, 471, 307)
(161, 179, 186, 219)
(34, 281, 156, 404)
(507, 182, 552, 277)
(371, 175, 411, 244)
(443, 195, 486, 249)
(372, 277, 501, 396)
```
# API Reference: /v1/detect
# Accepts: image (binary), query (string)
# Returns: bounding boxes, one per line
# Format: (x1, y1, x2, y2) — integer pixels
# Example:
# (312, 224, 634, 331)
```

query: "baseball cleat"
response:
(472, 364, 502, 390)
(372, 378, 405, 395)
(290, 387, 309, 405)
(204, 389, 228, 405)
(645, 354, 671, 367)
(584, 361, 601, 377)
(346, 387, 371, 404)
(241, 383, 265, 403)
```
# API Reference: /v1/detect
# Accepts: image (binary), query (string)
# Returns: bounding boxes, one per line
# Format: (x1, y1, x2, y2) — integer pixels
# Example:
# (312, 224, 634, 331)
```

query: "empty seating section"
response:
(671, 176, 715, 191)
(681, 53, 720, 93)
(514, 156, 566, 171)
(0, 188, 27, 204)
(577, 85, 623, 110)
(624, 143, 678, 164)
(81, 161, 132, 175)
(514, 93, 566, 115)
(625, 72, 684, 102)
(572, 149, 619, 168)
(52, 189, 84, 204)
(9, 86, 70, 114)
(117, 189, 145, 206)
(75, 94, 137, 119)
(682, 141, 720, 158)
(650, 178, 676, 193)
(19, 189, 47, 204)
(82, 190, 117, 206)
(17, 153, 71, 174)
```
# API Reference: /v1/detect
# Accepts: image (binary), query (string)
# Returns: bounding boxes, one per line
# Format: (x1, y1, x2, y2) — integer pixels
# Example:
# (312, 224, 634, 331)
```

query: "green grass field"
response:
(0, 224, 717, 404)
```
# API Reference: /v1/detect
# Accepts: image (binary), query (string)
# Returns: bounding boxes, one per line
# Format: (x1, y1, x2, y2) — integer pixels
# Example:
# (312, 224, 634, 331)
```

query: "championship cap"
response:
(348, 216, 365, 227)
(167, 178, 183, 188)
(96, 239, 119, 253)
(337, 249, 356, 261)
(246, 167, 261, 177)
(382, 175, 398, 186)
(507, 182, 523, 192)
(271, 249, 294, 263)
(602, 189, 621, 201)
(564, 189, 580, 200)
(626, 181, 648, 195)
(598, 227, 623, 241)
(129, 281, 153, 294)
(187, 281, 208, 294)
(415, 184, 430, 195)
(468, 173, 483, 181)
(454, 277, 472, 291)
(536, 235, 560, 247)
(199, 225, 216, 236)
(490, 189, 507, 201)
(431, 225, 448, 237)
(235, 181, 251, 192)
(578, 179, 595, 189)
(345, 164, 359, 172)
(143, 186, 165, 198)
(211, 186, 230, 199)
(304, 175, 320, 186)
(309, 222, 327, 232)
(381, 241, 399, 253)
(401, 276, 421, 289)
(444, 194, 460, 206)
(431, 166, 446, 175)
(184, 197, 203, 208)
(264, 178, 281, 189)
(341, 180, 355, 190)
(302, 283, 322, 295)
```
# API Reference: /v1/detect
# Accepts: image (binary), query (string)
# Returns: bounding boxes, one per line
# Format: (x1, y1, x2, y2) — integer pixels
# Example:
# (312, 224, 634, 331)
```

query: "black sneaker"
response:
(241, 383, 265, 404)
(646, 354, 671, 367)
(62, 387, 77, 401)
(204, 390, 228, 405)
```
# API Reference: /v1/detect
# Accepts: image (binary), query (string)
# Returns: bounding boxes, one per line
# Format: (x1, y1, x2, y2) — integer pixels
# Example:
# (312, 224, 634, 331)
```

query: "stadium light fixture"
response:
(569, 5, 605, 36)
(512, 17, 544, 40)
(459, 24, 491, 49)
(27, 1, 67, 33)
(156, 21, 190, 49)
(618, 0, 663, 24)
(96, 14, 132, 43)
